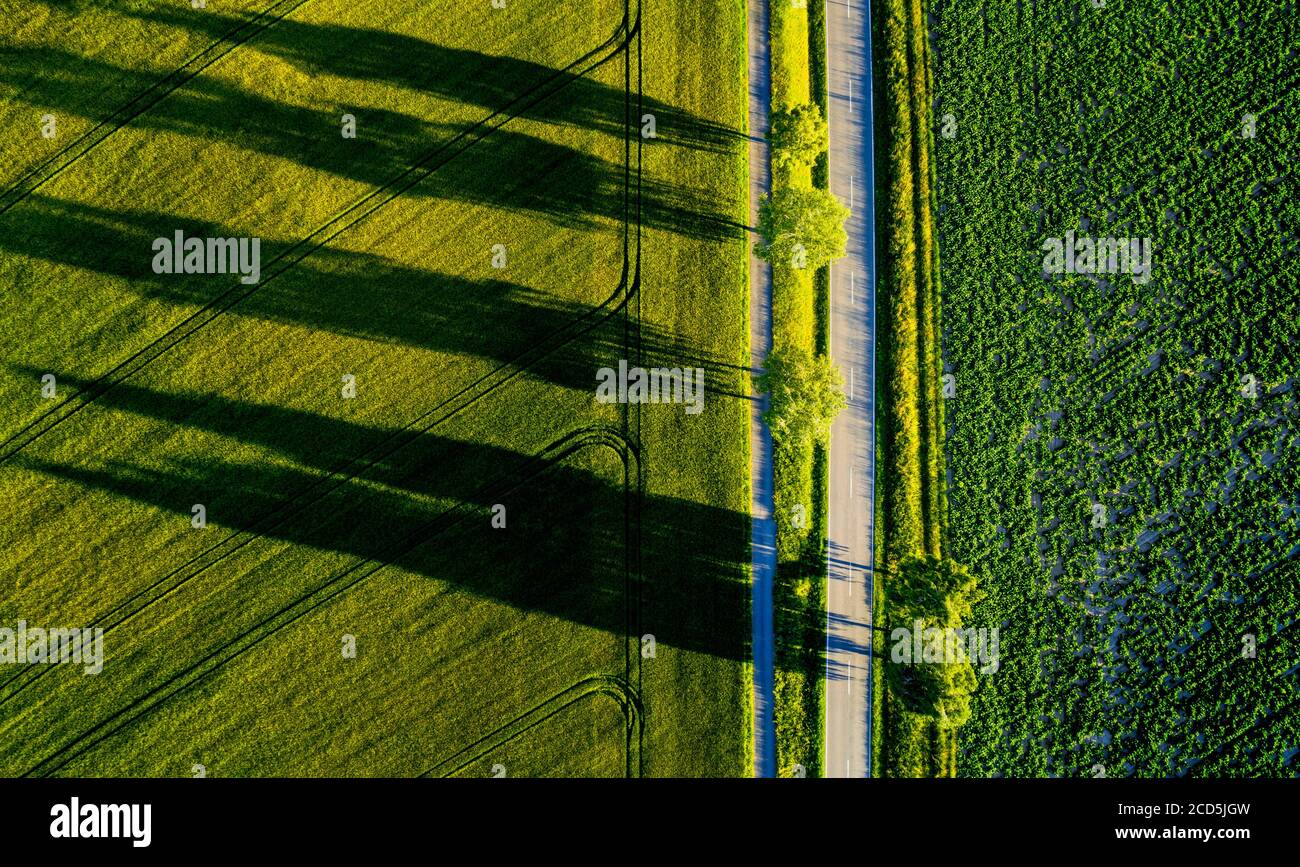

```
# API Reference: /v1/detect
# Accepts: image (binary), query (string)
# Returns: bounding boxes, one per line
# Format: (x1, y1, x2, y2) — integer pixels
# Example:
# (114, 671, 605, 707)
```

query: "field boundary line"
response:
(629, 0, 646, 777)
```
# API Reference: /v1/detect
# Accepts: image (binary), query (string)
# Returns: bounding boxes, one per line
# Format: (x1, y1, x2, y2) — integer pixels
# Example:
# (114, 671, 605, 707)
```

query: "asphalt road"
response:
(747, 0, 777, 779)
(824, 0, 877, 779)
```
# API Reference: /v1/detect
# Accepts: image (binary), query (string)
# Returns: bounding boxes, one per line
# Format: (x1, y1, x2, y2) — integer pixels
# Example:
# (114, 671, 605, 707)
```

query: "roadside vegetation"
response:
(757, 346, 845, 456)
(872, 0, 969, 777)
(756, 0, 845, 778)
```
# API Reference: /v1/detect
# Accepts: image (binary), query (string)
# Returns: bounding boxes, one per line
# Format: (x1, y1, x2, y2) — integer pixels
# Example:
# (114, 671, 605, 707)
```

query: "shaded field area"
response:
(0, 0, 752, 777)
(931, 0, 1300, 777)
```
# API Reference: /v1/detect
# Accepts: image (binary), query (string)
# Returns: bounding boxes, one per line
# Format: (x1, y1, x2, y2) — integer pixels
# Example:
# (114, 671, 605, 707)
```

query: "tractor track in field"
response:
(0, 4, 641, 707)
(0, 10, 635, 469)
(0, 0, 316, 215)
(0, 269, 639, 707)
(626, 6, 646, 776)
(22, 425, 641, 778)
(423, 674, 644, 779)
(10, 2, 648, 779)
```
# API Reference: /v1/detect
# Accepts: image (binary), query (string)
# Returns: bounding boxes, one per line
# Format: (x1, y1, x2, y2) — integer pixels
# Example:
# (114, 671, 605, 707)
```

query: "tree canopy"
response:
(754, 185, 849, 271)
(769, 103, 828, 171)
(756, 345, 847, 454)
(885, 556, 984, 730)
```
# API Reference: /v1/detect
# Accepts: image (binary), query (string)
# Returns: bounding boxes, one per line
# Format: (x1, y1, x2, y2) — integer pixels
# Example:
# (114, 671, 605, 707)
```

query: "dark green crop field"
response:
(0, 0, 751, 777)
(932, 0, 1299, 776)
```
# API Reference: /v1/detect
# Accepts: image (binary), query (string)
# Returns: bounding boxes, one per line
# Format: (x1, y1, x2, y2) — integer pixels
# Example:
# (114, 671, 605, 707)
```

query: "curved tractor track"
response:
(0, 8, 635, 467)
(424, 674, 645, 779)
(0, 7, 641, 708)
(7, 1, 649, 779)
(24, 425, 644, 778)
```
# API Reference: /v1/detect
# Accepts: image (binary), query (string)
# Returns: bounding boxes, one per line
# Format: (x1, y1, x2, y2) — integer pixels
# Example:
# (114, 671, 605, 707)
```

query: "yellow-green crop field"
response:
(0, 0, 751, 777)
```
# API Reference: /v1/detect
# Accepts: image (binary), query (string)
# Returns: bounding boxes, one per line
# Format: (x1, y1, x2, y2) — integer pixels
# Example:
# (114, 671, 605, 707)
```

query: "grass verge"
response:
(872, 0, 949, 777)
(766, 0, 830, 778)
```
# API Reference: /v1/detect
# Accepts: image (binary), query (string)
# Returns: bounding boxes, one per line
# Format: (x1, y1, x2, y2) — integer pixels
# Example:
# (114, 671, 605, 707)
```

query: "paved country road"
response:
(748, 0, 777, 778)
(824, 0, 877, 779)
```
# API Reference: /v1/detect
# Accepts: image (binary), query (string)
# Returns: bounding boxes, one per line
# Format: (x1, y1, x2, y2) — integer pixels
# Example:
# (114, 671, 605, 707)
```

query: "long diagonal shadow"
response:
(6, 415, 752, 776)
(0, 0, 665, 214)
(116, 4, 739, 154)
(0, 44, 741, 241)
(1, 192, 746, 412)
(0, 32, 743, 458)
(0, 0, 756, 777)
(0, 0, 316, 206)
